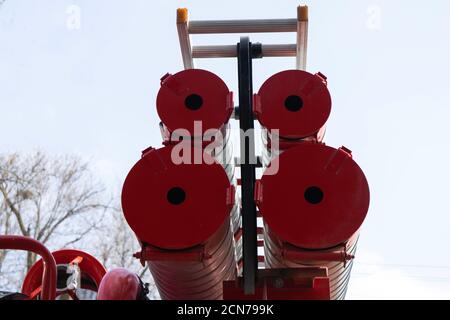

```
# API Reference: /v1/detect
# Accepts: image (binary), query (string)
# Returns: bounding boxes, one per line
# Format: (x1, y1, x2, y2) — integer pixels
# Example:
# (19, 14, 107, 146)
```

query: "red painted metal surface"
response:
(223, 268, 330, 300)
(0, 235, 57, 300)
(122, 145, 234, 249)
(22, 249, 106, 299)
(257, 143, 370, 300)
(122, 145, 237, 299)
(254, 70, 331, 141)
(97, 268, 142, 300)
(141, 221, 236, 300)
(264, 229, 358, 300)
(257, 143, 369, 249)
(157, 70, 235, 185)
(157, 69, 233, 140)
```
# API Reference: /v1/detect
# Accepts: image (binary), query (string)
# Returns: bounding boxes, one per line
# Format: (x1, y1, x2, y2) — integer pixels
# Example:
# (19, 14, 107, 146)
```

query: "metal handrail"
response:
(0, 235, 57, 300)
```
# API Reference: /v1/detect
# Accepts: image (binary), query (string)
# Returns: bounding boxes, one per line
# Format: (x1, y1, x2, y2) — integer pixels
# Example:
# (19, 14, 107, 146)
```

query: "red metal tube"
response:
(145, 221, 236, 300)
(157, 69, 234, 142)
(22, 249, 107, 299)
(256, 70, 332, 167)
(157, 69, 235, 183)
(122, 145, 237, 300)
(254, 70, 331, 144)
(257, 143, 370, 300)
(264, 229, 358, 300)
(0, 235, 57, 300)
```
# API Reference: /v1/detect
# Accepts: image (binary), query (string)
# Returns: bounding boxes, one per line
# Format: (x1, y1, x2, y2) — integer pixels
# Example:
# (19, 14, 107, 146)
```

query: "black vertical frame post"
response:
(237, 37, 260, 295)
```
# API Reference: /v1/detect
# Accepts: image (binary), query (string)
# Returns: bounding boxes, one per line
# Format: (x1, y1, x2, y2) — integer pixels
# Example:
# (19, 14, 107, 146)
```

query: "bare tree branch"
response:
(0, 151, 158, 298)
(0, 151, 110, 287)
(0, 184, 28, 236)
(138, 265, 149, 279)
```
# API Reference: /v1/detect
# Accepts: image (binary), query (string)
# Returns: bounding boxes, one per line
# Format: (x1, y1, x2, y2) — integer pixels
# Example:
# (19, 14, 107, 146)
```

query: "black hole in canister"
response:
(284, 95, 304, 112)
(185, 94, 203, 110)
(304, 186, 324, 205)
(167, 187, 186, 205)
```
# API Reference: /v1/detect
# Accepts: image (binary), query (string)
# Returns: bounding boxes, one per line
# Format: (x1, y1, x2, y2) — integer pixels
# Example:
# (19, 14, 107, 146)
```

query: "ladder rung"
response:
(192, 44, 297, 59)
(188, 19, 297, 34)
(193, 45, 236, 58)
(263, 44, 297, 57)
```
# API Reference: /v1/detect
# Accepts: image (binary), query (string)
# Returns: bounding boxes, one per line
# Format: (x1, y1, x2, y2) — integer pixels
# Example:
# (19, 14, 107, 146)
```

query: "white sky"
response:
(1, 0, 450, 300)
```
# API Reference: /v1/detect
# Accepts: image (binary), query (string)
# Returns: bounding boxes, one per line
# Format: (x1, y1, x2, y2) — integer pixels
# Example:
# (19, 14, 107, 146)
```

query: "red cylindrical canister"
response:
(256, 143, 370, 300)
(121, 145, 237, 300)
(157, 69, 235, 181)
(157, 69, 234, 142)
(255, 70, 332, 165)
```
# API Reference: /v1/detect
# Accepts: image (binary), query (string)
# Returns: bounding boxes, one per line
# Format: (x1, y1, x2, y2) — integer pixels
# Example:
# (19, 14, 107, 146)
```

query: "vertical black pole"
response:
(237, 37, 258, 295)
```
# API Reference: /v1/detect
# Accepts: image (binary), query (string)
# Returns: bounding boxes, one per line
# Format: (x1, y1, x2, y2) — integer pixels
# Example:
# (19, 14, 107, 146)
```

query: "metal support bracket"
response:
(238, 37, 261, 294)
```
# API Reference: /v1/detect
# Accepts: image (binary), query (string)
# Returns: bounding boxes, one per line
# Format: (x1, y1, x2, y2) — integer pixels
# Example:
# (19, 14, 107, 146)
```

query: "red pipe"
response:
(258, 143, 370, 300)
(0, 235, 57, 300)
(122, 145, 237, 300)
